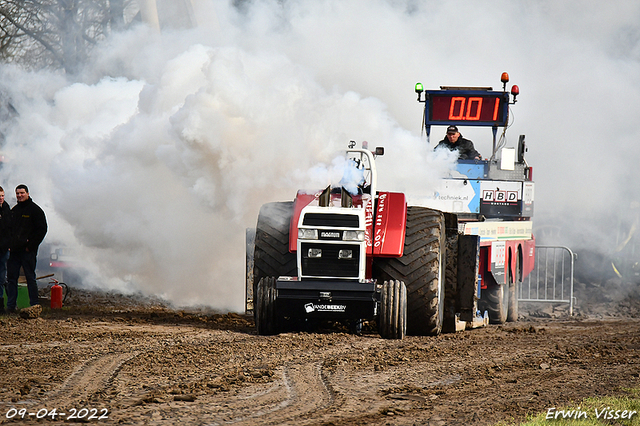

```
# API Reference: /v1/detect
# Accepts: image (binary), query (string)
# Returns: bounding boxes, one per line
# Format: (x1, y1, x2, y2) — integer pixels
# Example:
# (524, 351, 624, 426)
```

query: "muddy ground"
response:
(1, 277, 640, 426)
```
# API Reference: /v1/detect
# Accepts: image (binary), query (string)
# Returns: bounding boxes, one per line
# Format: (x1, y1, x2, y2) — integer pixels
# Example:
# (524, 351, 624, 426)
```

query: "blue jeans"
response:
(6, 249, 38, 309)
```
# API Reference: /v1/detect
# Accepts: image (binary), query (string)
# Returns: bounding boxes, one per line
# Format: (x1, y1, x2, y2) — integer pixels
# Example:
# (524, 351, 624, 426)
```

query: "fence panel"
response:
(519, 245, 575, 315)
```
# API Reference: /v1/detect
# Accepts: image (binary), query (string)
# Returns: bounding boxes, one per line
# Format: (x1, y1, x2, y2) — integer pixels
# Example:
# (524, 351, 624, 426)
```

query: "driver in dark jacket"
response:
(5, 184, 47, 311)
(435, 125, 482, 160)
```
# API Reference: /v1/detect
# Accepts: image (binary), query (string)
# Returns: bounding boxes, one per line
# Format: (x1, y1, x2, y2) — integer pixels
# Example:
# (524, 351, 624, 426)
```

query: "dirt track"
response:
(1, 285, 640, 426)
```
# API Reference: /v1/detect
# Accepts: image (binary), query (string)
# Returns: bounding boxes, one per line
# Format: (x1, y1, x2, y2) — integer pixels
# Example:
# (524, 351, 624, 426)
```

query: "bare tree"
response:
(0, 0, 135, 74)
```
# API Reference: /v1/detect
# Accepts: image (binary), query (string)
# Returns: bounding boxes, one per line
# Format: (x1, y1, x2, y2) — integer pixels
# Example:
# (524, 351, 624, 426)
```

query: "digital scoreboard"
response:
(424, 90, 510, 128)
(415, 78, 519, 145)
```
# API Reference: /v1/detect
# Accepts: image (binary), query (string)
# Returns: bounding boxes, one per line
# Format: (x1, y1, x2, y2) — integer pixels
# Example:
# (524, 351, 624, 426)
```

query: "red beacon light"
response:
(510, 84, 520, 103)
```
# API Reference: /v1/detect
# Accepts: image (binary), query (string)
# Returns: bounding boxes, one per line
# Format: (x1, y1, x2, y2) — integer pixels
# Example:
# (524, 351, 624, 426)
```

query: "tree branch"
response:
(0, 7, 65, 67)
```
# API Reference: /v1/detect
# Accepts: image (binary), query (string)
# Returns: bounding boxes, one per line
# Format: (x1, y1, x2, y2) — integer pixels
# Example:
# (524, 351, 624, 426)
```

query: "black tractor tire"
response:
(442, 230, 459, 332)
(253, 201, 297, 298)
(255, 277, 279, 335)
(378, 280, 407, 339)
(373, 207, 446, 336)
(507, 251, 521, 322)
(480, 272, 508, 324)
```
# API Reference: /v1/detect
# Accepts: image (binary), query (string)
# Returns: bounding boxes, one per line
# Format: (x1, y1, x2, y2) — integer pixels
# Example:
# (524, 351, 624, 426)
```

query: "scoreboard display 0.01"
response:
(424, 90, 510, 127)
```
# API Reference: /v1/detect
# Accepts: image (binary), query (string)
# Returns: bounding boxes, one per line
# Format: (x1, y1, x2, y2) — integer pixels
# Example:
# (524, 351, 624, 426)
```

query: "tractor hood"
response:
(290, 188, 407, 257)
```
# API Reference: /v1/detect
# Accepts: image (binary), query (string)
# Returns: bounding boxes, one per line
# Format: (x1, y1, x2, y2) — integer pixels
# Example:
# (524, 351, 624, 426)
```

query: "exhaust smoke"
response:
(0, 0, 638, 311)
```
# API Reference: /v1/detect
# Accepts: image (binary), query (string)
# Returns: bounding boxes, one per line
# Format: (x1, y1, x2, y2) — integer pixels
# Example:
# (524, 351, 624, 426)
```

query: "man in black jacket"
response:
(434, 125, 482, 160)
(6, 184, 47, 311)
(0, 187, 10, 313)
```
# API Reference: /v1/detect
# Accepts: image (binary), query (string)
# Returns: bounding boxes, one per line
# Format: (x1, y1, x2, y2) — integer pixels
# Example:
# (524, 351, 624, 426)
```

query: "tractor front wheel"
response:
(255, 277, 279, 335)
(379, 280, 407, 339)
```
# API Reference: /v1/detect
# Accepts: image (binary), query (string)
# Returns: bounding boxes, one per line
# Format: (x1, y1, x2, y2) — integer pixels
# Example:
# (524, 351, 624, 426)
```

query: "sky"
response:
(0, 0, 638, 311)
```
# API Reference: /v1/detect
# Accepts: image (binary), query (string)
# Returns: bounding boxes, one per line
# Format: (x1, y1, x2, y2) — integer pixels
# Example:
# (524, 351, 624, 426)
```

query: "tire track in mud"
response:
(205, 339, 357, 426)
(213, 359, 338, 425)
(40, 328, 227, 409)
(213, 338, 466, 426)
(44, 351, 141, 406)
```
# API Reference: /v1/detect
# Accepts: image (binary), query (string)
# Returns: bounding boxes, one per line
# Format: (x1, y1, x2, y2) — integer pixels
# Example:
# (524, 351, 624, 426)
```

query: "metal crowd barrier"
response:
(519, 245, 576, 315)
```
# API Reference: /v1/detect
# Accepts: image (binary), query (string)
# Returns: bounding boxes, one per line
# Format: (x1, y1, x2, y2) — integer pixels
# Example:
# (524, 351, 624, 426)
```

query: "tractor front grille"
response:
(302, 213, 359, 228)
(300, 242, 360, 278)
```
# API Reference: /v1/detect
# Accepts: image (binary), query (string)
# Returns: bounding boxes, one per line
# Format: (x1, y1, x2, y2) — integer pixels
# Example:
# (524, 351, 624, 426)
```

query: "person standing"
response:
(0, 187, 10, 314)
(6, 185, 47, 312)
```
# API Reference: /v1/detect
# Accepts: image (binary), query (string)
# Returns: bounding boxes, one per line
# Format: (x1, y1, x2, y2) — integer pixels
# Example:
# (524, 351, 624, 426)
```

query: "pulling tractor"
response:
(246, 73, 535, 339)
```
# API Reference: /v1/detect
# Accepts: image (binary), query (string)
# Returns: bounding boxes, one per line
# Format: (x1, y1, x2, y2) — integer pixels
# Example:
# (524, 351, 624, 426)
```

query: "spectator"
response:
(5, 185, 47, 312)
(0, 187, 10, 314)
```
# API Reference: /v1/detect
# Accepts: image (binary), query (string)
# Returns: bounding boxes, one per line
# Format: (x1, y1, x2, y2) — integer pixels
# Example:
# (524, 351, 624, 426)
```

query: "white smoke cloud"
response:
(0, 0, 638, 310)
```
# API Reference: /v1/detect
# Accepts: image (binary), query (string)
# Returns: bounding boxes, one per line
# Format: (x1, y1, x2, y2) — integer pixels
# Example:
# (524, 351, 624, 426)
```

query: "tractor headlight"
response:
(342, 230, 365, 241)
(298, 229, 318, 240)
(338, 249, 353, 259)
(308, 248, 322, 258)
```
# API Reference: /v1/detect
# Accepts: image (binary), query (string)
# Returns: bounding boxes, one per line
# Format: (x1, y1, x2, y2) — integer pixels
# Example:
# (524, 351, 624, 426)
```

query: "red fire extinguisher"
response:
(51, 282, 63, 309)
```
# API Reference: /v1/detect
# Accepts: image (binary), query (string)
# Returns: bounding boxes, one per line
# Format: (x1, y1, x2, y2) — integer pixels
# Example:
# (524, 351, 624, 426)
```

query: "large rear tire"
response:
(379, 280, 407, 339)
(253, 202, 297, 303)
(373, 207, 446, 336)
(256, 277, 279, 335)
